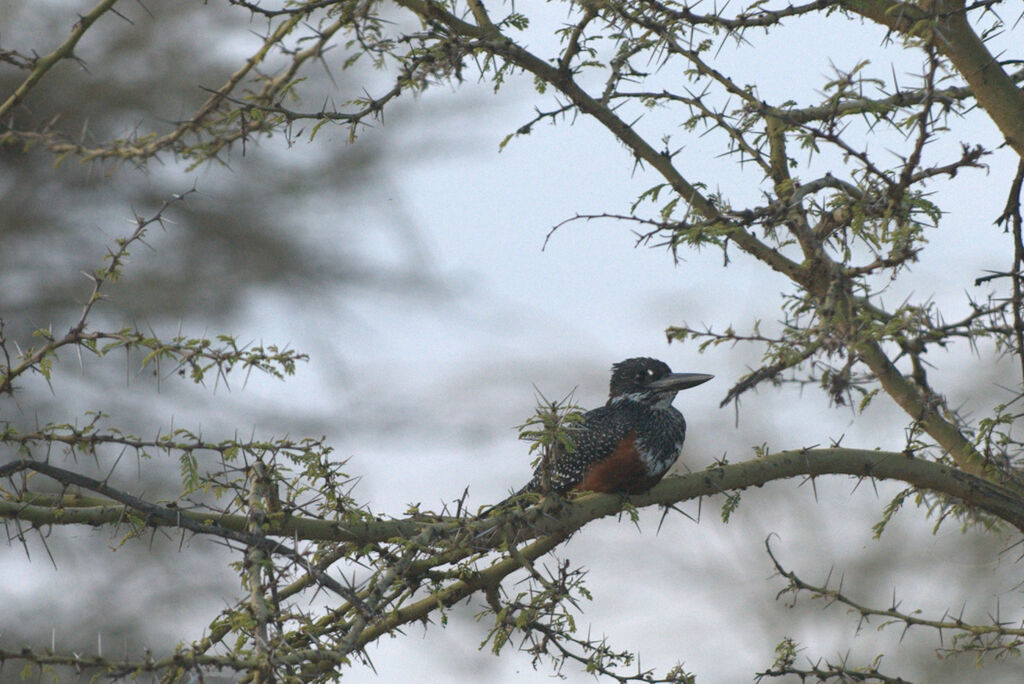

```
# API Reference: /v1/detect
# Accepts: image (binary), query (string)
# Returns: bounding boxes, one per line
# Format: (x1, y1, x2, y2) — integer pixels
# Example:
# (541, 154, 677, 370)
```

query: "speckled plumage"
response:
(514, 357, 711, 497)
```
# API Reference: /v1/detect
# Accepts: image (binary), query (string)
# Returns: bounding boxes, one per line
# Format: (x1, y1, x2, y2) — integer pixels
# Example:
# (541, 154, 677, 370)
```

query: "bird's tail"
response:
(476, 484, 538, 518)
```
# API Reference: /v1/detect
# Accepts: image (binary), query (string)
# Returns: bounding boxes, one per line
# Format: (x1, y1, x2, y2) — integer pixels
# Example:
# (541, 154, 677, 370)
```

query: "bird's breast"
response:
(635, 408, 687, 476)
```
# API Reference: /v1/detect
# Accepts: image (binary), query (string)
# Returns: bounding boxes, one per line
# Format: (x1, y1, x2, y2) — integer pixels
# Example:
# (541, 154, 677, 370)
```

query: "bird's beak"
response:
(648, 372, 714, 392)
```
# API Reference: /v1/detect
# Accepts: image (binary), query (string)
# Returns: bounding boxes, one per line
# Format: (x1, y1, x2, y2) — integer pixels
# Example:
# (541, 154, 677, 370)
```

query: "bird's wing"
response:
(520, 404, 638, 494)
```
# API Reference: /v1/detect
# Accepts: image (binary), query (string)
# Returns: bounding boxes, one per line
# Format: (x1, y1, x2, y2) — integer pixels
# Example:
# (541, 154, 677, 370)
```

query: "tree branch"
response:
(392, 0, 804, 280)
(846, 0, 1024, 157)
(854, 340, 989, 478)
(7, 448, 1023, 542)
(0, 0, 121, 119)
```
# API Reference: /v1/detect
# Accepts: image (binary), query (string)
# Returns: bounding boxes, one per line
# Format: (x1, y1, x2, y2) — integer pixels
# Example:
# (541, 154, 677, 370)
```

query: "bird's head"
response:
(608, 357, 713, 408)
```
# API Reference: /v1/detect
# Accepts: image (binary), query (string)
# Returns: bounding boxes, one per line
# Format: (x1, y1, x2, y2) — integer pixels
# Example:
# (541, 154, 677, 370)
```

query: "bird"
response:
(491, 357, 712, 510)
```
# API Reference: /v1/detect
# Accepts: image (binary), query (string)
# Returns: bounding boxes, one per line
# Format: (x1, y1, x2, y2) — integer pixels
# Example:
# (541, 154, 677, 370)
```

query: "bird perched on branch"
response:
(489, 357, 712, 511)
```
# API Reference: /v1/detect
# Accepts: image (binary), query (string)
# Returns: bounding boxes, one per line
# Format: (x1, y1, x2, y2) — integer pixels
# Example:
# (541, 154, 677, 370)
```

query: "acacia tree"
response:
(3, 1, 1024, 682)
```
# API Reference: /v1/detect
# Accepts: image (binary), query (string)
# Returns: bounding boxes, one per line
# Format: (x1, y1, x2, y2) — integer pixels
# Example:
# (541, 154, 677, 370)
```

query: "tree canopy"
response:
(3, 1, 1024, 682)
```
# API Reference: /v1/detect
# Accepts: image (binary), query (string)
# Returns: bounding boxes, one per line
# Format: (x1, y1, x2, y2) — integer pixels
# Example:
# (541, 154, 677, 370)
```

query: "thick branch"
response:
(6, 448, 1022, 541)
(0, 459, 372, 611)
(855, 340, 988, 477)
